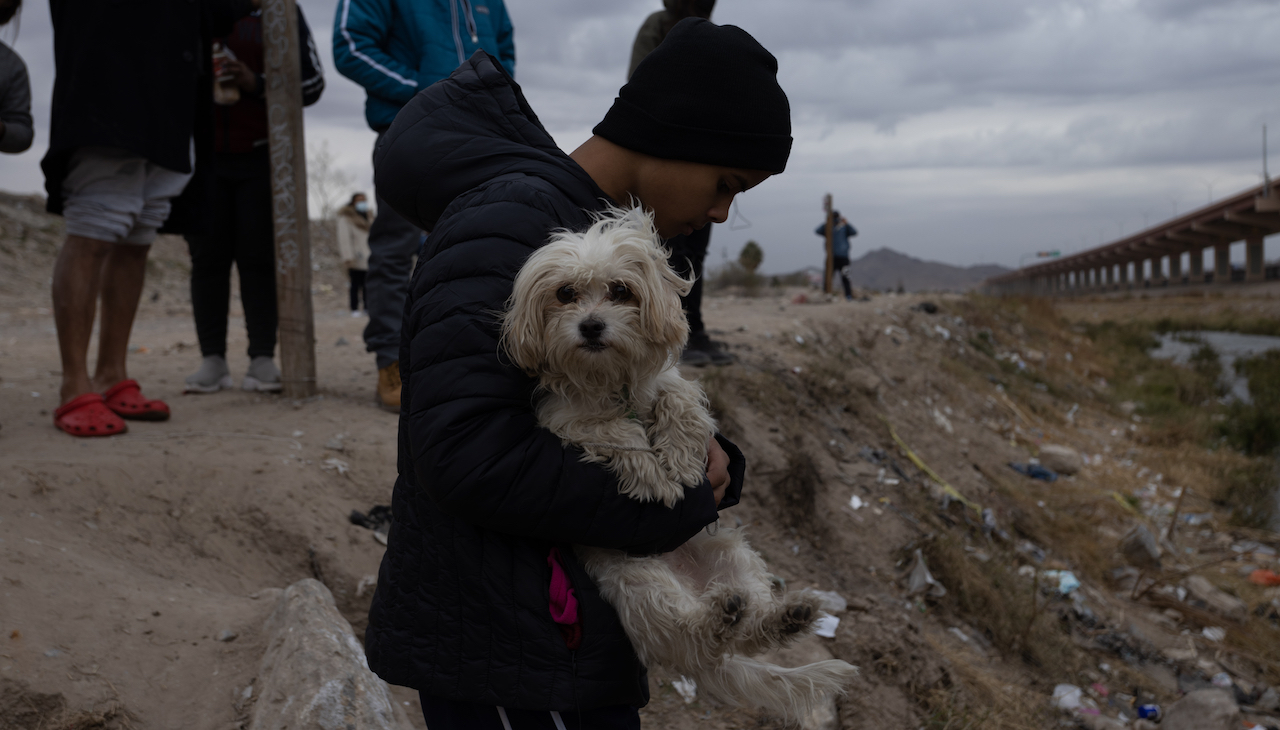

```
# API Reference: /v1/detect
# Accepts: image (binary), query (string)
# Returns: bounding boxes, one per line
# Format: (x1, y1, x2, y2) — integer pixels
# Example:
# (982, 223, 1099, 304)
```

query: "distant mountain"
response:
(802, 247, 1011, 292)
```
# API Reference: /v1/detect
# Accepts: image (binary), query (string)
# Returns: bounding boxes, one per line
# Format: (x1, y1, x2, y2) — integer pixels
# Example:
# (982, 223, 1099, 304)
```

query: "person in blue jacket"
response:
(816, 210, 857, 300)
(332, 0, 515, 412)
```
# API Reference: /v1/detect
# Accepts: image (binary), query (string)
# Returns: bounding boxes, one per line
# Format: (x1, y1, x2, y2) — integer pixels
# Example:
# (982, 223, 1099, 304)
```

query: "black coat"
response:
(365, 51, 746, 712)
(41, 0, 254, 234)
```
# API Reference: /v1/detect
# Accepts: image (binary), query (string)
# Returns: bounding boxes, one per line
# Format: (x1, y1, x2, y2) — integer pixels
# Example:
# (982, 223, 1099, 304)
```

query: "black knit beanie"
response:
(594, 18, 792, 173)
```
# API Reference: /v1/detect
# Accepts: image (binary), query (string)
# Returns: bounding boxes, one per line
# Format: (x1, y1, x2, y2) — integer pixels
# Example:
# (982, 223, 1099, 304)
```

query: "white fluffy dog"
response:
(501, 206, 858, 720)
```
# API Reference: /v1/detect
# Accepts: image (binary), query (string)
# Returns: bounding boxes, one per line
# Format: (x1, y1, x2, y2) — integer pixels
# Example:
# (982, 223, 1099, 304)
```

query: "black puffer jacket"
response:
(365, 51, 745, 711)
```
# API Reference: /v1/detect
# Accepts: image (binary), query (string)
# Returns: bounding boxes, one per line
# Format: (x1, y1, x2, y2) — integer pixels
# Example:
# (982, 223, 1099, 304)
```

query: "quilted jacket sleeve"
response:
(402, 179, 735, 556)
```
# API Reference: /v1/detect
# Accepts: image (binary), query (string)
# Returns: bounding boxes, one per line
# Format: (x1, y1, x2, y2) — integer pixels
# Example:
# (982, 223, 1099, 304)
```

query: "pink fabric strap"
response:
(546, 547, 579, 625)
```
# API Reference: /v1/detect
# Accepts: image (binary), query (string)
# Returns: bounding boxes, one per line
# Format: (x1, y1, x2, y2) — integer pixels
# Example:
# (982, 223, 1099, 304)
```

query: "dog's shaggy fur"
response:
(501, 206, 858, 720)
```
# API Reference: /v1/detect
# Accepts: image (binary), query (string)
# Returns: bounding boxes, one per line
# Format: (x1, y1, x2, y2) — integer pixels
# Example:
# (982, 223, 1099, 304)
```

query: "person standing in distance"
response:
(336, 192, 372, 316)
(628, 0, 728, 366)
(333, 0, 515, 411)
(816, 211, 857, 301)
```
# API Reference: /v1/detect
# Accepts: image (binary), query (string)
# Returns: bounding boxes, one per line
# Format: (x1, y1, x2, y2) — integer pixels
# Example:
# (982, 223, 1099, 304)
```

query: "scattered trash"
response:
(791, 366, 803, 374)
(335, 337, 350, 347)
(906, 548, 947, 598)
(849, 495, 865, 510)
(931, 408, 954, 434)
(321, 457, 349, 476)
(794, 335, 805, 345)
(356, 574, 378, 598)
(948, 627, 970, 643)
(1042, 570, 1081, 595)
(350, 506, 391, 533)
(1008, 462, 1058, 482)
(1249, 569, 1280, 586)
(292, 430, 304, 438)
(1065, 403, 1080, 425)
(1119, 524, 1163, 571)
(1038, 444, 1082, 475)
(1017, 565, 1037, 578)
(933, 325, 951, 341)
(216, 629, 238, 642)
(1210, 672, 1233, 689)
(1136, 704, 1161, 720)
(809, 590, 848, 613)
(1202, 626, 1226, 642)
(1184, 575, 1247, 621)
(324, 435, 346, 452)
(1053, 684, 1084, 710)
(884, 419, 979, 511)
(790, 293, 809, 305)
(915, 301, 938, 314)
(812, 613, 840, 638)
(1017, 540, 1047, 563)
(671, 676, 698, 704)
(980, 508, 1010, 541)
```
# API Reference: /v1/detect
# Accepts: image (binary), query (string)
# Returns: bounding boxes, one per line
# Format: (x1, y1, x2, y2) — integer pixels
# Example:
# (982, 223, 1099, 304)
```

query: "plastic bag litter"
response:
(813, 614, 840, 638)
(1053, 684, 1084, 710)
(672, 676, 697, 704)
(907, 548, 947, 598)
(809, 590, 848, 613)
(1041, 570, 1081, 595)
(849, 495, 865, 510)
(1008, 462, 1058, 482)
(1202, 626, 1226, 642)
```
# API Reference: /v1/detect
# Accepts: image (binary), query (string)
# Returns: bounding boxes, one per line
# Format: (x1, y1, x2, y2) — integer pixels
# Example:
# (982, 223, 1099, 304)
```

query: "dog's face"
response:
(502, 207, 693, 388)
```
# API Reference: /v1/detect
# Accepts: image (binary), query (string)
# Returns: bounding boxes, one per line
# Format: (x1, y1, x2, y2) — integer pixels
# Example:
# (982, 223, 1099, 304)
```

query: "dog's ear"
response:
(500, 253, 551, 374)
(638, 245, 693, 354)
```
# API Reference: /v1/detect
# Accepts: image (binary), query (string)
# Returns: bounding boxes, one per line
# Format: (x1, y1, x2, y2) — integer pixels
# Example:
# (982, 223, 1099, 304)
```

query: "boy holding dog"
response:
(366, 18, 791, 729)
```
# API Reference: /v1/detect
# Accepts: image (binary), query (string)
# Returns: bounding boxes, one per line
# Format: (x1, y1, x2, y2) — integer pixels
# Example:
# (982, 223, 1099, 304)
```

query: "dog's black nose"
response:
(579, 318, 606, 341)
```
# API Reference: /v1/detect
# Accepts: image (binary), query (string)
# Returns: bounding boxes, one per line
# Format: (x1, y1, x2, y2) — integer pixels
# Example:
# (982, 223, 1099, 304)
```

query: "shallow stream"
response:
(1150, 331, 1280, 403)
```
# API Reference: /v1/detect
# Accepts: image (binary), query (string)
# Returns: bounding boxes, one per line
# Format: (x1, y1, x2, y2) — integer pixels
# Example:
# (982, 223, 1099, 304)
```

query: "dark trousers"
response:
(665, 223, 712, 336)
(348, 268, 366, 311)
(419, 694, 640, 730)
(185, 149, 277, 359)
(364, 131, 423, 369)
(834, 254, 853, 298)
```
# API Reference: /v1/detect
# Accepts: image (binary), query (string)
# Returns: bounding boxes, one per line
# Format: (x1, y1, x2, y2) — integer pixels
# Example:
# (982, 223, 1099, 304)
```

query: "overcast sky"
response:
(3, 0, 1279, 273)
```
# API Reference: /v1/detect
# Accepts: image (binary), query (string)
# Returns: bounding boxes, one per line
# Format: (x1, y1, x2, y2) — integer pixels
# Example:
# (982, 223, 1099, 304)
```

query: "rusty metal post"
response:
(262, 0, 317, 398)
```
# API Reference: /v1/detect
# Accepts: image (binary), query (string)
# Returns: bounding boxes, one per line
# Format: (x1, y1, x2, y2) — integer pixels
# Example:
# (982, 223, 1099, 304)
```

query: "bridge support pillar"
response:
(1168, 252, 1182, 284)
(1118, 261, 1129, 288)
(1189, 248, 1204, 283)
(1154, 256, 1167, 286)
(1246, 237, 1264, 282)
(1215, 244, 1231, 285)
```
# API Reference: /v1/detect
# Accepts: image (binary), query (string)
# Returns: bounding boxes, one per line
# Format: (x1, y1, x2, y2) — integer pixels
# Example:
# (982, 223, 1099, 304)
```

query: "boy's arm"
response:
(401, 187, 741, 555)
(815, 222, 827, 237)
(332, 0, 419, 106)
(297, 6, 326, 107)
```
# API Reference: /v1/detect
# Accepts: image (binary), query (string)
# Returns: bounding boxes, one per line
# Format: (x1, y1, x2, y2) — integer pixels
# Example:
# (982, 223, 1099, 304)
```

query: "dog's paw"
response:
(721, 593, 745, 627)
(781, 601, 813, 634)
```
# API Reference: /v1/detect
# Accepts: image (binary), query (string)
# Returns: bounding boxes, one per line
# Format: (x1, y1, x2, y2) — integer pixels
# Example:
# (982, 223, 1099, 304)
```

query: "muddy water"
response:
(1150, 331, 1280, 403)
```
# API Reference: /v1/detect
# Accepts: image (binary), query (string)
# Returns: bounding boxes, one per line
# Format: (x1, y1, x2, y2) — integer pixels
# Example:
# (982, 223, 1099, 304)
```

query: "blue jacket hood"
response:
(333, 0, 515, 130)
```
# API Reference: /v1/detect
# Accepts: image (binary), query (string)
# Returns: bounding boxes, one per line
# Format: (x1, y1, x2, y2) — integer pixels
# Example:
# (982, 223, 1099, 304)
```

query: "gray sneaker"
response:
(243, 356, 283, 392)
(184, 355, 233, 393)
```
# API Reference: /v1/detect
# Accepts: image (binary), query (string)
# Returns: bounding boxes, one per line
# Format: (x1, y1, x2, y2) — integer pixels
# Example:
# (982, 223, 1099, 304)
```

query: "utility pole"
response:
(822, 194, 834, 294)
(262, 0, 317, 398)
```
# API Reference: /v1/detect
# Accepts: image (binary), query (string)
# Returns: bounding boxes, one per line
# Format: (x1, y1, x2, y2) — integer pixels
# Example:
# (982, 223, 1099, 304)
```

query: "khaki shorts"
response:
(62, 144, 194, 245)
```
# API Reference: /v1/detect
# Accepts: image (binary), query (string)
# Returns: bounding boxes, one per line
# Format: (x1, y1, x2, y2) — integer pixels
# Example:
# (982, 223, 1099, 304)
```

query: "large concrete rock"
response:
(1183, 575, 1247, 622)
(250, 579, 402, 730)
(1119, 524, 1163, 571)
(1161, 688, 1240, 730)
(1038, 445, 1082, 475)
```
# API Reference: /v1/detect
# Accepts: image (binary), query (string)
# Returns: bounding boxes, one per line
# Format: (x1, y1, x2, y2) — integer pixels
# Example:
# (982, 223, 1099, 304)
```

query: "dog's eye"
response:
(555, 285, 577, 304)
(609, 284, 632, 302)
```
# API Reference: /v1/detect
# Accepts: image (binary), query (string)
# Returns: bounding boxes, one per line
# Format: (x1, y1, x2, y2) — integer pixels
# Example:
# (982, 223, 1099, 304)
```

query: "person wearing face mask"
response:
(0, 0, 33, 155)
(336, 192, 373, 317)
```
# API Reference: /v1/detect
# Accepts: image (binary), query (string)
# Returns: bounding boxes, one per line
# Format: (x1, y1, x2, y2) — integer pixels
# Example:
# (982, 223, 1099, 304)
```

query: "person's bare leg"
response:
(92, 243, 150, 392)
(52, 235, 113, 405)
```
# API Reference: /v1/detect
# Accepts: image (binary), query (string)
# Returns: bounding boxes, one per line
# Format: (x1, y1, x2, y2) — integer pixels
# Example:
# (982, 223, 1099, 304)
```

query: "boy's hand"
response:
(707, 437, 730, 506)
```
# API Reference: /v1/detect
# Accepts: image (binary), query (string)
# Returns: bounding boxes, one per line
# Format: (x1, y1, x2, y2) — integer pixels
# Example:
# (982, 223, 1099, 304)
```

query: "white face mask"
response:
(354, 201, 370, 213)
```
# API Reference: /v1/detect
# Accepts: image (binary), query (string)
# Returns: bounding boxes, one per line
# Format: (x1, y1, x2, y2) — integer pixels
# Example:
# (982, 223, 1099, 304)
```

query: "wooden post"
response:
(262, 0, 317, 398)
(822, 194, 834, 294)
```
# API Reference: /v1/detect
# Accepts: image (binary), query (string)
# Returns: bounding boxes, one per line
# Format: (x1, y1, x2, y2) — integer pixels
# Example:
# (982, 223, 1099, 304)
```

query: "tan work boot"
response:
(376, 361, 402, 412)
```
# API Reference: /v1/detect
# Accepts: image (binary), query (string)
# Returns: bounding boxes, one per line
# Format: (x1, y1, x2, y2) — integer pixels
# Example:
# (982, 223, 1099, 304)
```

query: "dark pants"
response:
(185, 149, 277, 359)
(348, 268, 366, 311)
(834, 254, 852, 298)
(363, 131, 423, 369)
(666, 223, 712, 336)
(419, 694, 640, 730)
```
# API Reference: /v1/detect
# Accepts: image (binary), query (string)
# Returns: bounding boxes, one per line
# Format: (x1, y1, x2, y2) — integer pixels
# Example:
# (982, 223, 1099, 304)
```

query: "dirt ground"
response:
(3, 194, 1279, 729)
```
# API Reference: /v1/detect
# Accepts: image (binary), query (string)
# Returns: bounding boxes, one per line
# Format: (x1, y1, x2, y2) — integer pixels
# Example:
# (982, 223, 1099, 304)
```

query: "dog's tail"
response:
(690, 656, 859, 721)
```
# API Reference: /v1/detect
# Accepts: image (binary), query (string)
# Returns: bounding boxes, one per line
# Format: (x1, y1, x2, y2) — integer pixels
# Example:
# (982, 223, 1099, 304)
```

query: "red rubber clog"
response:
(54, 393, 128, 437)
(102, 379, 171, 421)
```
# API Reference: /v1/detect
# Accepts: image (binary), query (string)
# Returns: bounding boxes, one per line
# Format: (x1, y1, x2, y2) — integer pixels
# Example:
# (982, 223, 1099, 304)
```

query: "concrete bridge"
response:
(985, 181, 1280, 295)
